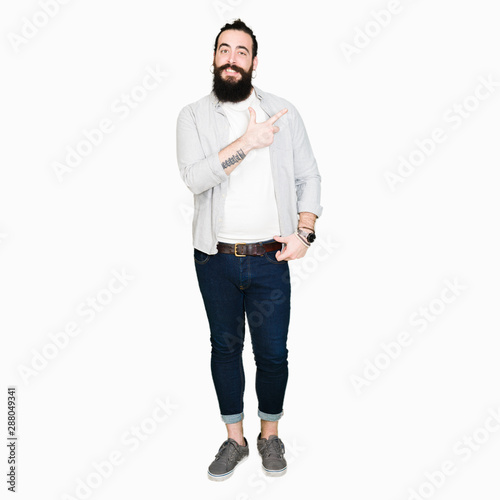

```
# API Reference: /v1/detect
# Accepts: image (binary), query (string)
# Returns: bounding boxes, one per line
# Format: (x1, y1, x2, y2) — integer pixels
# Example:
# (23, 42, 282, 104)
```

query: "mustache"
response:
(217, 63, 244, 74)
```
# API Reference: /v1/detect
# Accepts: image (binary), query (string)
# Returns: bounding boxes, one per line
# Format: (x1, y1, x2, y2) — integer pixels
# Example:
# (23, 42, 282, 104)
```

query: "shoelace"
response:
(264, 437, 284, 458)
(215, 439, 239, 463)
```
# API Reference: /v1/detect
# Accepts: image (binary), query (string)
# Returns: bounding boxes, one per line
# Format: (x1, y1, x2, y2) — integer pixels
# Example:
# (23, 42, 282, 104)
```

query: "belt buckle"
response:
(234, 243, 246, 257)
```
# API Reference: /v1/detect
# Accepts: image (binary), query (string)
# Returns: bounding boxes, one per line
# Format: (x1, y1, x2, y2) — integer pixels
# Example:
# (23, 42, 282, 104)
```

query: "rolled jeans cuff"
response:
(258, 410, 284, 422)
(221, 412, 244, 424)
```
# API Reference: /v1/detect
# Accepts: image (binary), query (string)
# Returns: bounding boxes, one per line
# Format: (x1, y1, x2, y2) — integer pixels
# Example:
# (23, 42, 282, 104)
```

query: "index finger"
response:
(267, 108, 288, 124)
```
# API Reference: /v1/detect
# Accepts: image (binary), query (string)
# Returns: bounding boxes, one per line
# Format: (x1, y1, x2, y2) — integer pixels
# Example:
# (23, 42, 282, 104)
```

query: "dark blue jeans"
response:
(194, 242, 291, 424)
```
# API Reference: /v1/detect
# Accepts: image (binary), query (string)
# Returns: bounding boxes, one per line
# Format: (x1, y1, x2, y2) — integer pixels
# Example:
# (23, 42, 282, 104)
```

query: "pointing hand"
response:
(244, 107, 288, 150)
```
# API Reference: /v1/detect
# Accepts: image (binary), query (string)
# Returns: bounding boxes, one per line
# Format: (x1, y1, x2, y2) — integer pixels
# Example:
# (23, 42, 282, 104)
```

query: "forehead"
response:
(217, 29, 253, 51)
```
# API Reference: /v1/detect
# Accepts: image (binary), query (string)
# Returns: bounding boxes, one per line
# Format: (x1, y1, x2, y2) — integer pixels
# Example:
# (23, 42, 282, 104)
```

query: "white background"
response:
(1, 0, 500, 499)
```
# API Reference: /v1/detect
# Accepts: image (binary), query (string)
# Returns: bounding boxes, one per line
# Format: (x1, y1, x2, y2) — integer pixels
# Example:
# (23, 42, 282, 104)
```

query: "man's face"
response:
(212, 30, 258, 103)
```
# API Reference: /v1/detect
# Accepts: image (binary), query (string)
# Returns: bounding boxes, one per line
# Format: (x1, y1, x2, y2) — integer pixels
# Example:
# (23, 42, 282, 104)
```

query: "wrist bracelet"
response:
(298, 226, 315, 233)
(294, 231, 310, 248)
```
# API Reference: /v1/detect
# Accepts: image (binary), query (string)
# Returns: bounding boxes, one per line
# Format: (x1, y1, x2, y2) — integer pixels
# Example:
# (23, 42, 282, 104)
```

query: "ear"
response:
(253, 56, 258, 71)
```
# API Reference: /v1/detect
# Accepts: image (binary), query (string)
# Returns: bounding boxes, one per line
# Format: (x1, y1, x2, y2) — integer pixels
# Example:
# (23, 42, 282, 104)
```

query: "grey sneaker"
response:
(207, 437, 249, 481)
(257, 433, 287, 476)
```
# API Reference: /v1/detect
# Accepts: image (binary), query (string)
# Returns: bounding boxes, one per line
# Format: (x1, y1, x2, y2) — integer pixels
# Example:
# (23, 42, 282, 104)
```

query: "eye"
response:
(238, 52, 247, 56)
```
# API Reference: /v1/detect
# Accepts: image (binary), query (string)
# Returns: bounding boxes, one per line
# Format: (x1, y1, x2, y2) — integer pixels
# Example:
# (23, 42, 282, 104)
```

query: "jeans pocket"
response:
(194, 248, 211, 265)
(264, 249, 286, 264)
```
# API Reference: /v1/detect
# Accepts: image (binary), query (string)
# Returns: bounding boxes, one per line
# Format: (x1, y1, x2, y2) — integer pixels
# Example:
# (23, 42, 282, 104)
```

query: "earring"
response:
(210, 64, 215, 74)
(252, 69, 257, 79)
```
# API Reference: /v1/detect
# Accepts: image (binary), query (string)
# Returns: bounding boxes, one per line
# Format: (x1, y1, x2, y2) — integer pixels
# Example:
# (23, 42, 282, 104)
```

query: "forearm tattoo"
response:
(221, 148, 246, 169)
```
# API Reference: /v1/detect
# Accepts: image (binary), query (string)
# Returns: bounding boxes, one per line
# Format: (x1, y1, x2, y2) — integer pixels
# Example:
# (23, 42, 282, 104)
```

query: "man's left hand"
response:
(273, 234, 308, 261)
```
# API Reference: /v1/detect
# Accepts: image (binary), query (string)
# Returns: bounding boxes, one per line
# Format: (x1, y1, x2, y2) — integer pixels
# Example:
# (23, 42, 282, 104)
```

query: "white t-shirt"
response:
(217, 90, 281, 243)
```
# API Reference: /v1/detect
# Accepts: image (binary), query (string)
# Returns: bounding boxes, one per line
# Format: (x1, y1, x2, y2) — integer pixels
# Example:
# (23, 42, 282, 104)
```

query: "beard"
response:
(212, 63, 253, 103)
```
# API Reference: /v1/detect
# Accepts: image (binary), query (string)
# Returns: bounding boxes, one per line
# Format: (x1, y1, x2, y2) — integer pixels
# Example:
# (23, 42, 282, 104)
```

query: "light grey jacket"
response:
(176, 86, 322, 254)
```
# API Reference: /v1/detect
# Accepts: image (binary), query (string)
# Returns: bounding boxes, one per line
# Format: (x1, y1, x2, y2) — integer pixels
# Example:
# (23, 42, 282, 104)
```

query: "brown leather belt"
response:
(217, 241, 282, 257)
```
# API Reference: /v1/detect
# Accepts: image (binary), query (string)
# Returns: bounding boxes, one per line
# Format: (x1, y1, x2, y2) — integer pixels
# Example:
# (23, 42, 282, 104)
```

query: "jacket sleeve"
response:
(290, 105, 323, 217)
(176, 105, 228, 195)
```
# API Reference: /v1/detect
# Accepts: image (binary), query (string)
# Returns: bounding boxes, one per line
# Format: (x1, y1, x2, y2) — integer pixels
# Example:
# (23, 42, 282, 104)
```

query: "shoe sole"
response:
(207, 454, 248, 481)
(262, 465, 287, 477)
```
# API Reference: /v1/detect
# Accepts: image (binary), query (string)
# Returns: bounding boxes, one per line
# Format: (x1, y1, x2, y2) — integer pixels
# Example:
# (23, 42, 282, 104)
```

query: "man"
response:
(176, 19, 322, 481)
